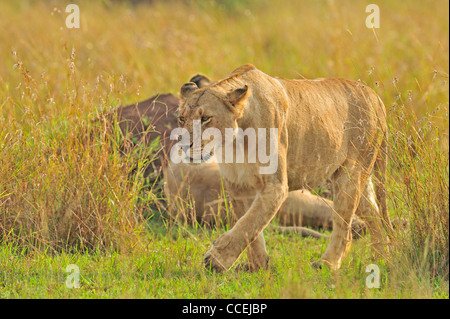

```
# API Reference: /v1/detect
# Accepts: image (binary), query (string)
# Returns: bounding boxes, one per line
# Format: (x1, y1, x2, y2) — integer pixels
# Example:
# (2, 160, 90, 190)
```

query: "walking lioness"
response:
(104, 74, 364, 238)
(176, 64, 393, 271)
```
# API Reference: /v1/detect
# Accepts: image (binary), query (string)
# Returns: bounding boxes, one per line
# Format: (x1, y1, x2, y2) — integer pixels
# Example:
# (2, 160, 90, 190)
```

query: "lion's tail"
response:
(275, 226, 329, 239)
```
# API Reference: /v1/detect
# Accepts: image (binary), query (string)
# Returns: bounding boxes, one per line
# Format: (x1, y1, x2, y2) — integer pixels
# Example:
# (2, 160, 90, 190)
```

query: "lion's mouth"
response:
(202, 152, 213, 161)
(186, 150, 213, 162)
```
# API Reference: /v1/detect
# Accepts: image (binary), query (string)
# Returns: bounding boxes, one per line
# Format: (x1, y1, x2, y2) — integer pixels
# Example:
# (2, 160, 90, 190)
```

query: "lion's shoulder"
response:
(230, 63, 257, 75)
(208, 64, 258, 90)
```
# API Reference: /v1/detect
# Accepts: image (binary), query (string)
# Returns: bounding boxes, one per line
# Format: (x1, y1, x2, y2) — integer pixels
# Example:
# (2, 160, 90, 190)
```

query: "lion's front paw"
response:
(204, 233, 241, 272)
(311, 259, 339, 270)
(234, 260, 269, 273)
(204, 248, 228, 272)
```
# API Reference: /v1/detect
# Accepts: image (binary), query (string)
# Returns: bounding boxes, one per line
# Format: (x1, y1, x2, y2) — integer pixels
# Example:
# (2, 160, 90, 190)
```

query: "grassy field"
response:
(0, 0, 448, 298)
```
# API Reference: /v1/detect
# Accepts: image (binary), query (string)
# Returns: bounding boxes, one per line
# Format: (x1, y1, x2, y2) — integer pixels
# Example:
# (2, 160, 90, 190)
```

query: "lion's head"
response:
(175, 81, 251, 162)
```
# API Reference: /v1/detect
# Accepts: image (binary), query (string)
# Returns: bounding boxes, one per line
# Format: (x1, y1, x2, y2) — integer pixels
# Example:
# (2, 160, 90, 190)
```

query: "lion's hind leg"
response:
(313, 160, 369, 270)
(355, 177, 390, 257)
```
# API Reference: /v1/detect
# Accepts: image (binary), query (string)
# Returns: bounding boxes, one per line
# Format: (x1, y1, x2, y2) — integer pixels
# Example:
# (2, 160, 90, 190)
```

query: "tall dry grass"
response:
(0, 0, 448, 282)
(0, 47, 155, 252)
(386, 83, 449, 280)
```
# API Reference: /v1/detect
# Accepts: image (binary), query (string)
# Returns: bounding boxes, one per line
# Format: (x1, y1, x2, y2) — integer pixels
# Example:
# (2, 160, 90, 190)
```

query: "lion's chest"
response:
(218, 163, 262, 190)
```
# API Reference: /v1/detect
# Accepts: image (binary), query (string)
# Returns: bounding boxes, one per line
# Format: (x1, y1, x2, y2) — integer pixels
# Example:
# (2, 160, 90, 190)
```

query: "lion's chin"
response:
(185, 151, 214, 164)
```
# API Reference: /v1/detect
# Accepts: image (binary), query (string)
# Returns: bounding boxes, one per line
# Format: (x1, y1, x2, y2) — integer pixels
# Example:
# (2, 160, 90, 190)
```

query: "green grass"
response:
(0, 0, 448, 298)
(2, 226, 445, 298)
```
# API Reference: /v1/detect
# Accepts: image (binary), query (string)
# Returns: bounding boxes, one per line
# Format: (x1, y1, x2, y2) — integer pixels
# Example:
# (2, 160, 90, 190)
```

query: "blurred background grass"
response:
(0, 0, 448, 296)
(1, 1, 448, 113)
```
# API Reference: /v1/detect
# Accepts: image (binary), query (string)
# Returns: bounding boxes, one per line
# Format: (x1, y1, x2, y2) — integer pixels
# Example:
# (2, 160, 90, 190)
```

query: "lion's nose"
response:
(181, 142, 193, 152)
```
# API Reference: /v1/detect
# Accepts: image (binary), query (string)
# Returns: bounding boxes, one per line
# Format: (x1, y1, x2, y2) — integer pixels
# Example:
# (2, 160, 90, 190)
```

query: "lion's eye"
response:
(201, 116, 212, 123)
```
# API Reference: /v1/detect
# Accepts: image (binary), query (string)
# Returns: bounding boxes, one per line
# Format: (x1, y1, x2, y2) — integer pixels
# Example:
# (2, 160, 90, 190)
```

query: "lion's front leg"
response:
(204, 231, 245, 272)
(204, 231, 269, 273)
(204, 183, 288, 272)
(234, 232, 269, 272)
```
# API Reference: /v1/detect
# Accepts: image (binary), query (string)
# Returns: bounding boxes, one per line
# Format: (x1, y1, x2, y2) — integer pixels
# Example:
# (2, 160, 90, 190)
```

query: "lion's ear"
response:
(226, 85, 250, 108)
(180, 82, 198, 101)
(189, 74, 211, 88)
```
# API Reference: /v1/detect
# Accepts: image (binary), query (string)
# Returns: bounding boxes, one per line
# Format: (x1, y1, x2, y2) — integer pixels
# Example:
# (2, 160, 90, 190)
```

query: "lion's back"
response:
(275, 77, 387, 189)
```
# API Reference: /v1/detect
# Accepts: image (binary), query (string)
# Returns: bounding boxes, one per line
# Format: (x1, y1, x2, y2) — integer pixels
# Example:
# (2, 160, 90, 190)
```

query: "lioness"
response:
(177, 64, 393, 271)
(108, 75, 359, 237)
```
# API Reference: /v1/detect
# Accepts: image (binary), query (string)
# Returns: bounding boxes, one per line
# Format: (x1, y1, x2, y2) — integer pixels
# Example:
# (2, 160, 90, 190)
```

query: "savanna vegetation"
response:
(0, 0, 448, 298)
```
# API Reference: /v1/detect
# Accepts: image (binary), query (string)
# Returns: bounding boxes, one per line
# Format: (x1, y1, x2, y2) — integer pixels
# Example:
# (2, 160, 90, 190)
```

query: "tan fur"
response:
(178, 64, 393, 271)
(164, 161, 366, 239)
(103, 73, 360, 242)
